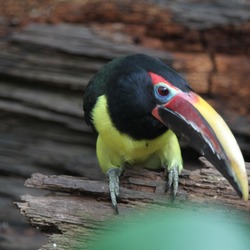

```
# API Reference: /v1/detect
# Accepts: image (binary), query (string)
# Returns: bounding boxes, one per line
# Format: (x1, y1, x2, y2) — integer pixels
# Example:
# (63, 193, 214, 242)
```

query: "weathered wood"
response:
(23, 159, 250, 210)
(16, 158, 250, 250)
(45, 0, 250, 53)
(0, 23, 171, 91)
(11, 23, 173, 60)
(167, 1, 250, 29)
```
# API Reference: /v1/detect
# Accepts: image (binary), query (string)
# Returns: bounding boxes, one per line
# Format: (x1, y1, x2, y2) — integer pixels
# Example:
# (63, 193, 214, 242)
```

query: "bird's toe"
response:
(107, 168, 122, 214)
(167, 166, 179, 200)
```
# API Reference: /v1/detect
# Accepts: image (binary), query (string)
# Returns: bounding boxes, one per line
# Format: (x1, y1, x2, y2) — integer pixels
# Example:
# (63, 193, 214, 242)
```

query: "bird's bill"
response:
(152, 91, 249, 201)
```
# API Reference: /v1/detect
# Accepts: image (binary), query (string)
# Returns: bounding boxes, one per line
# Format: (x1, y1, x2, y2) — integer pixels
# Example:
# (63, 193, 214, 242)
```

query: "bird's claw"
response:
(167, 166, 179, 200)
(107, 168, 122, 214)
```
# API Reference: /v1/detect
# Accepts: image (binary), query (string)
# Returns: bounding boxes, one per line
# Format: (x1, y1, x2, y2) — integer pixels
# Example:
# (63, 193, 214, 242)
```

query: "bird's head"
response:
(104, 54, 248, 201)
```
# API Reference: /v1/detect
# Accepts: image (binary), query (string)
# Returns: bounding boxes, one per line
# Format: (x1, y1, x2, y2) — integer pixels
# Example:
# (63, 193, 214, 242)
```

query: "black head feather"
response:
(83, 54, 191, 140)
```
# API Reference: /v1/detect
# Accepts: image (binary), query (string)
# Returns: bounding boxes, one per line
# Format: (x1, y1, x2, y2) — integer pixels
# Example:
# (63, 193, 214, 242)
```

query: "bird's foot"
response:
(107, 168, 122, 214)
(166, 165, 179, 201)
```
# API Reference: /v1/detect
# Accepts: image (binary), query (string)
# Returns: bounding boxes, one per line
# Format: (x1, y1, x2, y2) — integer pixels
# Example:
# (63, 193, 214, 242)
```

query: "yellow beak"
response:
(152, 91, 249, 201)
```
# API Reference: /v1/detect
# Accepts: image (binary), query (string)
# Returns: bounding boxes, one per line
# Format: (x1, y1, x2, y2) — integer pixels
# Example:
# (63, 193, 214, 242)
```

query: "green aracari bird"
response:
(83, 54, 248, 213)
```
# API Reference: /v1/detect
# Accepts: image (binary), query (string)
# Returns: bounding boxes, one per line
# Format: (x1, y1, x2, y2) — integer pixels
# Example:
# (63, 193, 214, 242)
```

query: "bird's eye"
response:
(154, 83, 178, 103)
(157, 86, 169, 96)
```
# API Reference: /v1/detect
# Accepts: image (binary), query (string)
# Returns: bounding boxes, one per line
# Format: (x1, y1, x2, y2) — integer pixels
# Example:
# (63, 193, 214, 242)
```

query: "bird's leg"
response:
(167, 165, 179, 200)
(107, 168, 123, 214)
(160, 130, 183, 200)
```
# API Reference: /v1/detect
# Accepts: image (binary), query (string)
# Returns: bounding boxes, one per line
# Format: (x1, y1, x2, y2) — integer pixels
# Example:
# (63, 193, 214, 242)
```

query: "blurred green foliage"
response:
(79, 208, 250, 250)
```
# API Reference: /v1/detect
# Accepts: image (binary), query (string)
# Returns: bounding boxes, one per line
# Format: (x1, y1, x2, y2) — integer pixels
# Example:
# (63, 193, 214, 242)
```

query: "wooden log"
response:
(10, 23, 172, 59)
(211, 54, 250, 115)
(172, 52, 213, 94)
(0, 23, 173, 106)
(16, 158, 250, 250)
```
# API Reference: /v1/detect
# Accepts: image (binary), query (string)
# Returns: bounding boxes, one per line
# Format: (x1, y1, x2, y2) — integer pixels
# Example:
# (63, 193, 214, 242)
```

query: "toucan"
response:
(83, 54, 248, 213)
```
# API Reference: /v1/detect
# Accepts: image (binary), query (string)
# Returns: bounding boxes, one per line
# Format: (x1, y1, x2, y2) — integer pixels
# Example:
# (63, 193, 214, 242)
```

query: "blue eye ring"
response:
(154, 83, 178, 103)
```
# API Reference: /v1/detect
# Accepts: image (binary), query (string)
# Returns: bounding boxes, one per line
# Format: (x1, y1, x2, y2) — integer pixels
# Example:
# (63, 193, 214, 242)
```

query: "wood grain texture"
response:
(16, 158, 250, 250)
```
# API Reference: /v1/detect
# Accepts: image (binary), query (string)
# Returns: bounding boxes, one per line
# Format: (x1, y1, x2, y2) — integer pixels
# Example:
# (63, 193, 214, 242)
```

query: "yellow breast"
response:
(92, 95, 170, 168)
